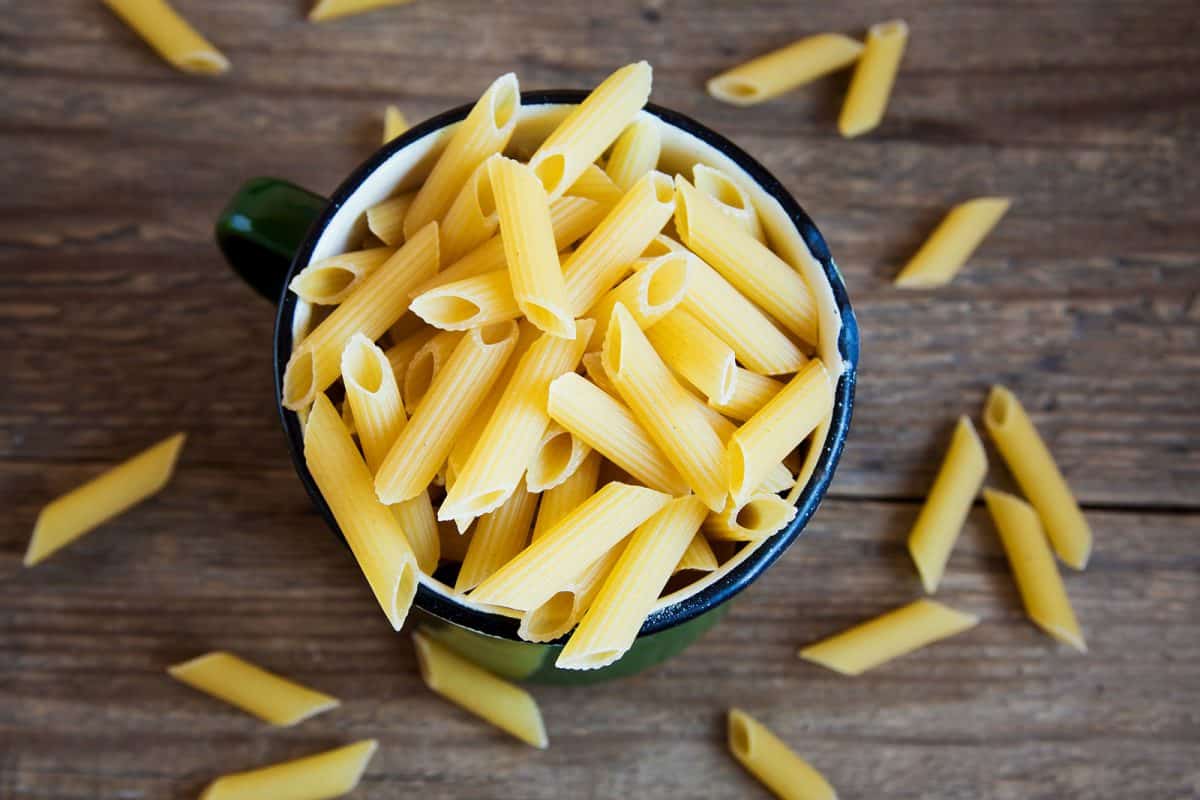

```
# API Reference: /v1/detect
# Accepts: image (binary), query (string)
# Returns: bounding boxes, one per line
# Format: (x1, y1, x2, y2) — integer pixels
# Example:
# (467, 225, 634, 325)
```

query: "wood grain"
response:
(1, 0, 1198, 797)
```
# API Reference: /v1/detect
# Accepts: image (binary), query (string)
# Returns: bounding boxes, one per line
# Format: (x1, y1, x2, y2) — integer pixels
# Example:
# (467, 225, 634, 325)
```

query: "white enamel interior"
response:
(298, 103, 844, 621)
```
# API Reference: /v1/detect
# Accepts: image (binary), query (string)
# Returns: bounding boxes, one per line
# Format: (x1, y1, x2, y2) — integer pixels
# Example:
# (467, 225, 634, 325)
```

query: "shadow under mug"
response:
(215, 91, 859, 685)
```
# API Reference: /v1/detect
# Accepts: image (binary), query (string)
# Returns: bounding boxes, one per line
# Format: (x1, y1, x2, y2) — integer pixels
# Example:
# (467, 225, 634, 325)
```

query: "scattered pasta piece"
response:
(383, 105, 408, 143)
(198, 740, 377, 800)
(728, 709, 836, 800)
(707, 34, 863, 106)
(102, 0, 229, 75)
(894, 198, 1011, 287)
(167, 651, 339, 726)
(838, 20, 909, 138)
(309, 0, 414, 23)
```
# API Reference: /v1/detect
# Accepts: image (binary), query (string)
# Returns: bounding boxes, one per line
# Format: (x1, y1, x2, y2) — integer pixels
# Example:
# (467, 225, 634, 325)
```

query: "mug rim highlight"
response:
(273, 90, 859, 643)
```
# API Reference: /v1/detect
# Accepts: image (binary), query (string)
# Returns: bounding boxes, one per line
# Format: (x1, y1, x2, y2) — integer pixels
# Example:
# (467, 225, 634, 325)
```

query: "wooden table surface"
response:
(3, 1, 1198, 798)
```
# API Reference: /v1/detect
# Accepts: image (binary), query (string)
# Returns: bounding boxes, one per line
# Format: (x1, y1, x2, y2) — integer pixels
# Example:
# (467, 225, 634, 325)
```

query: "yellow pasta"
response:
(24, 433, 186, 567)
(410, 270, 521, 331)
(589, 252, 690, 347)
(894, 198, 1011, 288)
(402, 330, 464, 411)
(563, 170, 676, 314)
(674, 533, 719, 574)
(984, 489, 1087, 652)
(564, 163, 625, 206)
(526, 422, 591, 493)
(727, 360, 832, 504)
(709, 368, 784, 422)
(304, 395, 417, 630)
(289, 247, 396, 305)
(383, 104, 408, 143)
(547, 372, 689, 496)
(698, 402, 794, 495)
(558, 496, 708, 669)
(102, 0, 229, 75)
(675, 176, 817, 345)
(490, 156, 574, 338)
(198, 740, 377, 800)
(984, 385, 1092, 570)
(727, 709, 836, 800)
(531, 450, 601, 541)
(384, 327, 436, 382)
(799, 598, 978, 675)
(606, 116, 662, 192)
(366, 193, 415, 247)
(581, 351, 619, 394)
(646, 308, 737, 405)
(520, 539, 628, 643)
(167, 651, 338, 726)
(707, 34, 864, 106)
(413, 630, 547, 748)
(704, 493, 797, 542)
(907, 416, 988, 593)
(282, 223, 438, 411)
(528, 61, 652, 199)
(469, 482, 670, 611)
(604, 303, 727, 510)
(374, 321, 518, 504)
(439, 155, 502, 265)
(309, 0, 413, 21)
(439, 321, 594, 520)
(839, 19, 909, 138)
(403, 73, 520, 237)
(455, 480, 538, 592)
(692, 164, 764, 243)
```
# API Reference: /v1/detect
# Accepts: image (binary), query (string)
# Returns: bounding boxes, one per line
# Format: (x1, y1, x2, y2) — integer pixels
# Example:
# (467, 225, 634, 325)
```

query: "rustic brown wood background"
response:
(2, 1, 1198, 798)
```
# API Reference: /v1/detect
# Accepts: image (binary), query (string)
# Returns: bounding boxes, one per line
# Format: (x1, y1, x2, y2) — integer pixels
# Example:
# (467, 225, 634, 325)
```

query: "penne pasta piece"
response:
(198, 740, 377, 800)
(304, 395, 417, 629)
(310, 0, 414, 21)
(409, 270, 521, 331)
(402, 330, 464, 411)
(707, 34, 864, 106)
(646, 308, 737, 405)
(558, 496, 708, 669)
(289, 247, 396, 306)
(894, 198, 1011, 288)
(589, 252, 690, 349)
(639, 232, 685, 259)
(282, 223, 439, 411)
(709, 368, 784, 422)
(727, 360, 832, 504)
(367, 193, 416, 247)
(403, 73, 519, 237)
(704, 493, 797, 542)
(799, 598, 978, 676)
(563, 162, 624, 207)
(528, 61, 653, 199)
(413, 630, 547, 748)
(439, 155, 502, 265)
(470, 482, 670, 610)
(547, 372, 689, 496)
(375, 322, 519, 504)
(692, 164, 764, 243)
(563, 171, 676, 314)
(581, 351, 620, 395)
(385, 326, 436, 383)
(906, 417, 988, 593)
(438, 520, 474, 562)
(102, 0, 230, 75)
(675, 176, 817, 345)
(439, 321, 594, 520)
(520, 539, 628, 643)
(531, 450, 601, 542)
(526, 422, 591, 493)
(455, 480, 538, 592)
(984, 489, 1086, 651)
(839, 20, 909, 138)
(490, 157, 574, 338)
(698, 401, 794, 494)
(167, 651, 338, 726)
(606, 116, 662, 192)
(984, 386, 1092, 570)
(24, 433, 186, 566)
(674, 533, 719, 574)
(383, 104, 408, 143)
(727, 709, 836, 800)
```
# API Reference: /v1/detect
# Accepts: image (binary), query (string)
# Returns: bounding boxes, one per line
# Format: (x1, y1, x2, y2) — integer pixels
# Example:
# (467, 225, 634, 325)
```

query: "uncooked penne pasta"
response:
(367, 193, 415, 246)
(692, 164, 764, 243)
(589, 252, 689, 347)
(470, 482, 670, 610)
(547, 372, 690, 496)
(646, 308, 737, 405)
(704, 493, 797, 542)
(375, 322, 519, 504)
(289, 247, 396, 305)
(529, 61, 652, 199)
(413, 630, 547, 748)
(581, 351, 620, 395)
(709, 368, 784, 422)
(984, 489, 1086, 651)
(727, 709, 836, 800)
(675, 176, 817, 345)
(282, 223, 438, 411)
(674, 533, 719, 574)
(727, 360, 832, 504)
(799, 598, 978, 675)
(490, 156, 574, 338)
(531, 450, 601, 541)
(167, 651, 338, 727)
(707, 34, 864, 106)
(383, 104, 408, 143)
(639, 232, 685, 259)
(558, 496, 708, 669)
(984, 385, 1092, 570)
(385, 327, 436, 382)
(526, 422, 591, 493)
(410, 270, 521, 331)
(304, 395, 417, 630)
(440, 156, 502, 265)
(403, 330, 464, 411)
(198, 740, 377, 800)
(102, 0, 229, 75)
(403, 73, 519, 237)
(907, 416, 988, 593)
(455, 480, 537, 592)
(839, 19, 909, 138)
(24, 433, 186, 567)
(565, 163, 625, 206)
(521, 539, 628, 643)
(699, 403, 794, 495)
(606, 116, 662, 192)
(310, 0, 413, 21)
(894, 198, 1011, 288)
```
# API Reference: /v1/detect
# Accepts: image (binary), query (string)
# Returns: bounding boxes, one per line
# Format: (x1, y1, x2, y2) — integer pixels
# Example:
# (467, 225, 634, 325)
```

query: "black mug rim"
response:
(273, 90, 860, 643)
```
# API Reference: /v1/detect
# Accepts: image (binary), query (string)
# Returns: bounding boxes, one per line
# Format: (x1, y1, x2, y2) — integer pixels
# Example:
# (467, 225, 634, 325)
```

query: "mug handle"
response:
(215, 177, 328, 303)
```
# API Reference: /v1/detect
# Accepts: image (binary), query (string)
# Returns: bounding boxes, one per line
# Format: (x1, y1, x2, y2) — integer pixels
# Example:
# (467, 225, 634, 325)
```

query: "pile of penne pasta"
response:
(283, 62, 832, 670)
